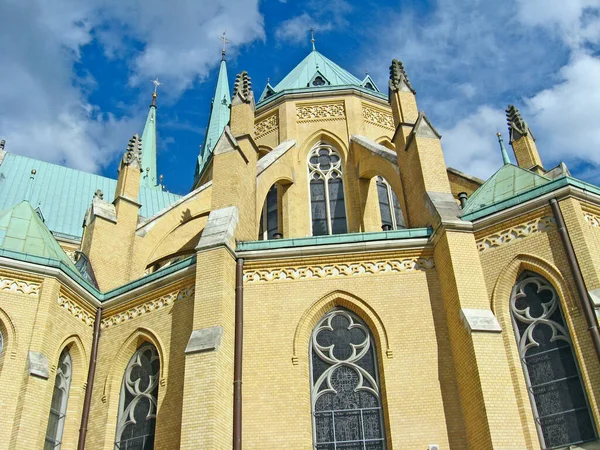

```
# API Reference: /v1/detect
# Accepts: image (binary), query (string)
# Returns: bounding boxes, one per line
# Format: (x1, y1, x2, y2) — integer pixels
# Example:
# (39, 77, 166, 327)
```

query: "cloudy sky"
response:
(1, 0, 600, 194)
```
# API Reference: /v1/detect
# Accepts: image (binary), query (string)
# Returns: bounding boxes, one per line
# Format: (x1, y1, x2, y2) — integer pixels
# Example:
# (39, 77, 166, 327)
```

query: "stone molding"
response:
(57, 295, 95, 327)
(254, 113, 279, 139)
(244, 257, 434, 283)
(0, 276, 40, 297)
(583, 211, 600, 228)
(296, 103, 345, 122)
(101, 285, 195, 329)
(476, 216, 555, 253)
(362, 105, 394, 130)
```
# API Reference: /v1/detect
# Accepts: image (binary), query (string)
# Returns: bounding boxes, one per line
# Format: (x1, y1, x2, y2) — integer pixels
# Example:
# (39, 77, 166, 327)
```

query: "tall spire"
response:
(497, 132, 511, 165)
(141, 80, 160, 188)
(194, 46, 231, 184)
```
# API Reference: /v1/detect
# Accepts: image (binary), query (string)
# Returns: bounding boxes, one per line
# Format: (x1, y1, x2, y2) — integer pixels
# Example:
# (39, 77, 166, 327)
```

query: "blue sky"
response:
(2, 0, 600, 195)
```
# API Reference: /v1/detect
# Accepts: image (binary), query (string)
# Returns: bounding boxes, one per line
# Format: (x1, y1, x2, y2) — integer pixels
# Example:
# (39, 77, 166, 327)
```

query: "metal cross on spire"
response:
(151, 78, 161, 94)
(219, 31, 230, 60)
(310, 28, 316, 51)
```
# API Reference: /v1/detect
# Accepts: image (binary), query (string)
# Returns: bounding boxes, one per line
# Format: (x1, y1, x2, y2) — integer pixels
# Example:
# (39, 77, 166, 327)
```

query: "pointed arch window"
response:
(308, 143, 348, 236)
(376, 176, 405, 230)
(511, 273, 596, 449)
(259, 184, 279, 240)
(115, 343, 160, 450)
(44, 349, 72, 450)
(310, 308, 386, 449)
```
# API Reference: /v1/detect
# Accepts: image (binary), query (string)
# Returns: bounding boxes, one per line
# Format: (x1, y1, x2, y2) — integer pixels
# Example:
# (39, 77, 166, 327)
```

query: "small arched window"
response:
(308, 143, 347, 236)
(115, 343, 160, 450)
(376, 176, 405, 230)
(310, 308, 386, 449)
(259, 184, 279, 240)
(511, 273, 596, 448)
(44, 348, 72, 450)
(312, 76, 326, 86)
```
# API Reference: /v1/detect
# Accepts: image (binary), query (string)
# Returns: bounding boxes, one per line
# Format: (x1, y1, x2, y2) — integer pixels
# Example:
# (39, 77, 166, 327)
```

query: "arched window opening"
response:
(511, 273, 596, 449)
(115, 343, 160, 450)
(44, 348, 72, 450)
(310, 308, 386, 449)
(376, 176, 405, 230)
(259, 184, 279, 240)
(308, 143, 347, 236)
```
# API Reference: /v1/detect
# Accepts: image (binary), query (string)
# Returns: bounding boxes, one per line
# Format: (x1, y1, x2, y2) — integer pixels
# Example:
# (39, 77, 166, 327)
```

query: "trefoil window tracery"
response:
(511, 273, 596, 449)
(308, 143, 348, 236)
(310, 308, 386, 449)
(115, 343, 160, 450)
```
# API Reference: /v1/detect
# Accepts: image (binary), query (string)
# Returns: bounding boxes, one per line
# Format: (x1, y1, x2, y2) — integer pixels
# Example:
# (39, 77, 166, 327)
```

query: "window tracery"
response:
(308, 143, 347, 236)
(375, 176, 405, 230)
(44, 349, 72, 450)
(310, 308, 386, 449)
(511, 273, 596, 449)
(115, 343, 160, 450)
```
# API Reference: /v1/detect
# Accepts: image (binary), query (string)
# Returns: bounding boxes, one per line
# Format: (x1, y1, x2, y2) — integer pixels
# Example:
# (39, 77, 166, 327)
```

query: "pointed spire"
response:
(194, 51, 231, 183)
(140, 87, 158, 188)
(232, 71, 254, 106)
(497, 132, 511, 165)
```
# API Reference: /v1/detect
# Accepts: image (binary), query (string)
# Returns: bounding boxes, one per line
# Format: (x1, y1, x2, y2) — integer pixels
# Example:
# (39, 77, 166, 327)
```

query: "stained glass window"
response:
(45, 349, 72, 450)
(310, 308, 386, 449)
(511, 273, 597, 449)
(259, 184, 279, 240)
(115, 343, 160, 450)
(308, 143, 347, 236)
(375, 176, 405, 230)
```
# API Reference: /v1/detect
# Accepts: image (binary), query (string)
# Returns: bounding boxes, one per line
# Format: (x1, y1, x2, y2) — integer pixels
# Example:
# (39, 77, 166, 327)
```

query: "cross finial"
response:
(152, 78, 161, 94)
(219, 31, 230, 60)
(310, 28, 316, 51)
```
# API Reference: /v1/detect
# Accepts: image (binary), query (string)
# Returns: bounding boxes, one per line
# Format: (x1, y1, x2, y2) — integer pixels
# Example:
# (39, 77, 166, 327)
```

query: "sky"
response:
(2, 0, 600, 195)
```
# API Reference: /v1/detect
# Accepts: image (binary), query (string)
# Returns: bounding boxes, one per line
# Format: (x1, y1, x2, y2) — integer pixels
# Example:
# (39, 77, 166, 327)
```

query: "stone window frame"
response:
(44, 348, 73, 450)
(375, 176, 406, 230)
(307, 142, 348, 236)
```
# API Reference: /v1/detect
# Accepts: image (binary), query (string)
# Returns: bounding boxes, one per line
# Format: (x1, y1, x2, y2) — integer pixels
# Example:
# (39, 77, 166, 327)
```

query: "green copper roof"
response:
(140, 98, 158, 188)
(0, 201, 77, 270)
(195, 58, 231, 181)
(462, 164, 551, 216)
(273, 50, 363, 92)
(0, 152, 181, 239)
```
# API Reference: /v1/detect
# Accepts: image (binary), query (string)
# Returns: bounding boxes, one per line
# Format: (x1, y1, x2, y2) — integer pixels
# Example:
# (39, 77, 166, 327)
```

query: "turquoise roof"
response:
(273, 50, 363, 92)
(195, 58, 231, 182)
(0, 201, 77, 270)
(462, 164, 550, 216)
(0, 152, 181, 240)
(140, 98, 158, 188)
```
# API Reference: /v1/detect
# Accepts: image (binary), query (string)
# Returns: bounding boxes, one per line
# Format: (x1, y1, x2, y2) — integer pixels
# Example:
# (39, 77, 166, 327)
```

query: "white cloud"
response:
(439, 106, 506, 179)
(274, 0, 351, 45)
(0, 0, 264, 173)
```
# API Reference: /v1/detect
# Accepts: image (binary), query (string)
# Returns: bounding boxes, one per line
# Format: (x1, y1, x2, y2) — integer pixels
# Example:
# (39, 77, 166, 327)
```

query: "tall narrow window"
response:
(511, 273, 596, 449)
(376, 176, 405, 230)
(259, 184, 279, 240)
(310, 308, 386, 449)
(115, 343, 160, 450)
(308, 143, 347, 236)
(45, 349, 72, 450)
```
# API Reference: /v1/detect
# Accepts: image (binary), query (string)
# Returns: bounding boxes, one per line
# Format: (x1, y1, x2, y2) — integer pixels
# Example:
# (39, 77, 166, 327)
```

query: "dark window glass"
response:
(511, 274, 596, 449)
(313, 76, 326, 86)
(311, 179, 328, 236)
(259, 185, 279, 240)
(311, 309, 386, 449)
(328, 178, 347, 235)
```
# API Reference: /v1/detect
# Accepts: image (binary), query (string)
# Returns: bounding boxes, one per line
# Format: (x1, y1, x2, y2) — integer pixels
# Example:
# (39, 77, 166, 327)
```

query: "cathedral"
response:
(0, 41, 599, 450)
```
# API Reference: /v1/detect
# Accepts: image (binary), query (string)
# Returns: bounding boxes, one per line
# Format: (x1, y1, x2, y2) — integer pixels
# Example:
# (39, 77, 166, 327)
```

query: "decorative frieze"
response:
(254, 114, 279, 138)
(297, 103, 345, 121)
(476, 216, 555, 253)
(0, 276, 40, 297)
(244, 257, 434, 283)
(584, 212, 600, 228)
(362, 105, 394, 129)
(101, 285, 195, 329)
(57, 296, 95, 327)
